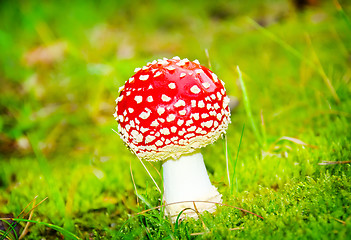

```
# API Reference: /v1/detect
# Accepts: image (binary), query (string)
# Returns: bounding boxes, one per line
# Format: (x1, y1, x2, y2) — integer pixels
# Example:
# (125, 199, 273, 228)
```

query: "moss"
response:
(0, 0, 351, 239)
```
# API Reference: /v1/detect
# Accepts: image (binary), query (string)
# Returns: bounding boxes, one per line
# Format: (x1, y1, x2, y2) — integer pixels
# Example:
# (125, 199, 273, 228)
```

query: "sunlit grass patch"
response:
(0, 0, 350, 239)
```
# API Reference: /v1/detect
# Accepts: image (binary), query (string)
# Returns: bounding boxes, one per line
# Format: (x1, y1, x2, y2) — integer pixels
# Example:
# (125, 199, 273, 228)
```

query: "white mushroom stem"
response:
(162, 151, 222, 222)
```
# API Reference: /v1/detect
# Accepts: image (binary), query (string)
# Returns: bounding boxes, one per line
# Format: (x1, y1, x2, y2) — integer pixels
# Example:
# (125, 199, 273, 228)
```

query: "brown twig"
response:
(193, 202, 208, 232)
(318, 160, 351, 165)
(19, 197, 37, 239)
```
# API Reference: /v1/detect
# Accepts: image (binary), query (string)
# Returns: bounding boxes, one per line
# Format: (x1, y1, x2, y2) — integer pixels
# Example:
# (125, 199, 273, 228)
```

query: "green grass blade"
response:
(230, 124, 245, 194)
(0, 229, 13, 240)
(248, 18, 315, 68)
(135, 193, 153, 209)
(224, 135, 233, 189)
(236, 66, 263, 147)
(0, 219, 17, 240)
(13, 219, 80, 240)
(335, 0, 351, 30)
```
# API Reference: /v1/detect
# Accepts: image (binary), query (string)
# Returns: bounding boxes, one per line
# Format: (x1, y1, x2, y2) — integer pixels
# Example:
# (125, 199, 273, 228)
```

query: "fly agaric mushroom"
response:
(114, 57, 231, 222)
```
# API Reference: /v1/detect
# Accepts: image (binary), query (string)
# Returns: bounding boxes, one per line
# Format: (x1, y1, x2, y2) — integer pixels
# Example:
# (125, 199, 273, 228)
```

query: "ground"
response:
(0, 0, 350, 239)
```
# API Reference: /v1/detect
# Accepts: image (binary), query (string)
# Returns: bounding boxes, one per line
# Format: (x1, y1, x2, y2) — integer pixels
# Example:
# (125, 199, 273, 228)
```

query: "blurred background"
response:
(0, 0, 350, 238)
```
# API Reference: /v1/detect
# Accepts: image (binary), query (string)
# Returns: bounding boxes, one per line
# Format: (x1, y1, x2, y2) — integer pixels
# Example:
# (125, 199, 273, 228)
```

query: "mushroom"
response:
(114, 57, 231, 222)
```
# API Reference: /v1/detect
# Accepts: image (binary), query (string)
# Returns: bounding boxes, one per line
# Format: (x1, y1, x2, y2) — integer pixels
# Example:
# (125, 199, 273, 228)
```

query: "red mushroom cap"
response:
(114, 57, 231, 161)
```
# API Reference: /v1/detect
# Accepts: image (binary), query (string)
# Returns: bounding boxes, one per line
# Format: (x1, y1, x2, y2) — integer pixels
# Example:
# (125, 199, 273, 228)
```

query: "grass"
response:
(1, 0, 351, 239)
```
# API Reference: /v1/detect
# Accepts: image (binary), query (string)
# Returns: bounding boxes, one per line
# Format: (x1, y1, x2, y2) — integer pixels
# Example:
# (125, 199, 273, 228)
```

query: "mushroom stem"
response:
(162, 151, 222, 222)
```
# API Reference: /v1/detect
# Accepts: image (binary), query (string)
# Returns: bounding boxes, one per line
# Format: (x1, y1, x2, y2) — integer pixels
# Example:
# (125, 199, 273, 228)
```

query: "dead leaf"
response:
(23, 41, 67, 67)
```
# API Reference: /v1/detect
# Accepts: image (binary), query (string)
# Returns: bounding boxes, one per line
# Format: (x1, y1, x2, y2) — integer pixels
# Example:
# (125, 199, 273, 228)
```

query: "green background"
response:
(0, 0, 350, 239)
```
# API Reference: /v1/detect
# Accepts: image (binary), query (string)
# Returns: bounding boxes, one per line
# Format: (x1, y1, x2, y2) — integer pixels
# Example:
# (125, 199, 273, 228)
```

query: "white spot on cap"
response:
(125, 124, 130, 132)
(139, 75, 149, 81)
(154, 71, 162, 77)
(223, 96, 230, 109)
(147, 96, 153, 102)
(157, 107, 165, 115)
(142, 66, 148, 70)
(151, 120, 159, 127)
(177, 61, 186, 67)
(130, 120, 135, 127)
(201, 113, 209, 119)
(162, 94, 172, 102)
(131, 130, 143, 143)
(180, 72, 186, 78)
(188, 126, 196, 132)
(129, 77, 135, 83)
(145, 135, 156, 143)
(198, 100, 205, 108)
(191, 113, 199, 120)
(134, 96, 142, 104)
(177, 119, 184, 126)
(191, 100, 196, 107)
(185, 119, 193, 126)
(118, 86, 125, 93)
(128, 108, 134, 113)
(212, 73, 218, 82)
(202, 82, 210, 89)
(139, 111, 151, 119)
(217, 113, 222, 121)
(171, 126, 177, 133)
(168, 83, 176, 89)
(158, 60, 168, 65)
(190, 85, 201, 94)
(217, 92, 222, 100)
(193, 59, 200, 64)
(160, 128, 170, 135)
(140, 127, 149, 133)
(167, 114, 176, 122)
(134, 67, 141, 73)
(185, 133, 195, 139)
(174, 99, 186, 107)
(211, 94, 216, 100)
(214, 121, 219, 128)
(115, 96, 123, 103)
(195, 69, 203, 74)
(179, 110, 186, 115)
(173, 56, 181, 60)
(201, 120, 213, 128)
(155, 140, 164, 146)
(166, 66, 175, 71)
